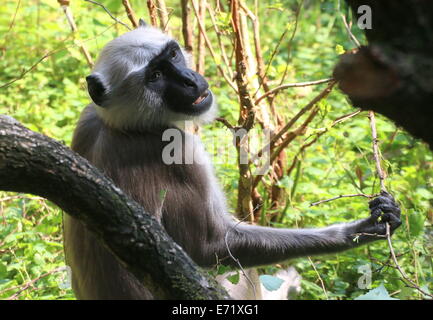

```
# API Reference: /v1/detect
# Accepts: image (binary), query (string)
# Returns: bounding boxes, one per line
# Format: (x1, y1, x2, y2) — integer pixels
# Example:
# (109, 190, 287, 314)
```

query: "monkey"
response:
(63, 22, 402, 300)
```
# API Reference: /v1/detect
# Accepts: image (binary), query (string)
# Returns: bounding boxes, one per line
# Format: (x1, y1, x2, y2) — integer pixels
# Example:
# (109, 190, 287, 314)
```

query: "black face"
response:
(145, 41, 213, 116)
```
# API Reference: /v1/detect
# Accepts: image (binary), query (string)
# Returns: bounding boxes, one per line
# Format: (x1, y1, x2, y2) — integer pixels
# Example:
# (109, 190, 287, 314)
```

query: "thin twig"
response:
(308, 257, 329, 299)
(368, 111, 387, 192)
(252, 28, 289, 99)
(122, 0, 139, 28)
(269, 106, 319, 165)
(156, 0, 171, 34)
(191, 0, 237, 92)
(0, 195, 44, 202)
(224, 214, 259, 299)
(310, 193, 378, 207)
(6, 267, 65, 300)
(255, 78, 334, 105)
(216, 117, 236, 130)
(241, 1, 269, 91)
(284, 109, 361, 178)
(252, 81, 336, 163)
(386, 223, 433, 299)
(278, 0, 304, 87)
(58, 1, 94, 68)
(84, 0, 131, 30)
(0, 24, 116, 89)
(340, 13, 361, 48)
(181, 0, 194, 63)
(0, 51, 54, 89)
(196, 0, 207, 74)
(146, 0, 159, 26)
(5, 0, 21, 35)
(207, 2, 233, 78)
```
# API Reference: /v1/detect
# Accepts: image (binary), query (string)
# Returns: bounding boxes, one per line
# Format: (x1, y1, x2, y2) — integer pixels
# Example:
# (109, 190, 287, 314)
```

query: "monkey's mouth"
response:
(171, 89, 212, 116)
(193, 90, 210, 106)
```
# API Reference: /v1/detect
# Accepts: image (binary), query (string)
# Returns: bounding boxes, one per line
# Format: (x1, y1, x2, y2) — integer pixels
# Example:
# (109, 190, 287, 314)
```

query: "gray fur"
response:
(64, 27, 401, 300)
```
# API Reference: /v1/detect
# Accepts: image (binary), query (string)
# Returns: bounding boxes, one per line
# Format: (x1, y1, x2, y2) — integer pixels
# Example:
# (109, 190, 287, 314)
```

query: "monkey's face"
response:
(85, 26, 216, 131)
(145, 40, 213, 117)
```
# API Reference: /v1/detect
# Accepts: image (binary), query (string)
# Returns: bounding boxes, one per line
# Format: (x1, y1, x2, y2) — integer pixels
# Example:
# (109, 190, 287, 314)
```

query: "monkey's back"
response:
(64, 105, 224, 299)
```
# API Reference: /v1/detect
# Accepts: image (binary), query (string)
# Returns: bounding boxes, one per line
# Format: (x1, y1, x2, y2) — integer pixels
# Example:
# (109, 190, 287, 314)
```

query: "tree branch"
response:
(122, 0, 139, 28)
(0, 115, 229, 300)
(335, 0, 433, 149)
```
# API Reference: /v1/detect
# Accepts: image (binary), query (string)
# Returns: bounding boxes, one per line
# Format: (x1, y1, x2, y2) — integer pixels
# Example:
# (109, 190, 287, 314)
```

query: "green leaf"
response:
(227, 272, 240, 285)
(259, 275, 284, 291)
(216, 265, 230, 275)
(0, 262, 7, 277)
(397, 287, 414, 300)
(408, 211, 425, 237)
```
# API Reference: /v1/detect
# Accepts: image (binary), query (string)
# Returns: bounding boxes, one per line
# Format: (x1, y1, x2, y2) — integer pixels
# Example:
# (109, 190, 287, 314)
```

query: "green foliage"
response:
(0, 0, 431, 300)
(0, 196, 74, 299)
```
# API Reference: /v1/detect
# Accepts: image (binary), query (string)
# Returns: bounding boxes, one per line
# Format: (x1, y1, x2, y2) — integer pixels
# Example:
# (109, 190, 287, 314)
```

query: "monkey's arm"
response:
(212, 192, 401, 268)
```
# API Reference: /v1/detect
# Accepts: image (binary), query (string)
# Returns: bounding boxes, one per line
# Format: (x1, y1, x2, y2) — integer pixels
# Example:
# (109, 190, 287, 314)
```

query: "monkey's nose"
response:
(183, 77, 196, 88)
(179, 70, 197, 88)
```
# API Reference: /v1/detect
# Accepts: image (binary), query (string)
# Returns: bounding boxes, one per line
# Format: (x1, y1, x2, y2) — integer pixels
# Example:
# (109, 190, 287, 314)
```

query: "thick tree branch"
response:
(335, 0, 433, 149)
(0, 115, 229, 300)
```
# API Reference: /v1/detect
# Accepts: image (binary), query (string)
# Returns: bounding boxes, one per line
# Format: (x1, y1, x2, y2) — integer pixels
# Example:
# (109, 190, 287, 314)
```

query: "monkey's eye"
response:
(171, 49, 177, 59)
(149, 70, 162, 82)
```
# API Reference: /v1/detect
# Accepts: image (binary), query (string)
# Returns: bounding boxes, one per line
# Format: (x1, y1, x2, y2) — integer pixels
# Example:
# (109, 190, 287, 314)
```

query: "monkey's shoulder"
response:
(71, 105, 212, 185)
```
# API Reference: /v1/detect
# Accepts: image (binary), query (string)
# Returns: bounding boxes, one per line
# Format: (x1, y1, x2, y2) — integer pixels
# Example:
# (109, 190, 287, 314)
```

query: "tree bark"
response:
(334, 0, 433, 149)
(0, 115, 230, 300)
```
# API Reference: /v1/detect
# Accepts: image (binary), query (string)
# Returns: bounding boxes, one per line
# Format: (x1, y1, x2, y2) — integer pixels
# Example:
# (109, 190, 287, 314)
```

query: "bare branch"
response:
(310, 193, 378, 207)
(58, 0, 94, 68)
(252, 81, 336, 163)
(6, 267, 65, 300)
(156, 0, 171, 34)
(206, 2, 233, 78)
(340, 12, 361, 48)
(146, 0, 159, 26)
(285, 109, 361, 177)
(255, 78, 334, 105)
(215, 117, 236, 130)
(84, 0, 131, 30)
(0, 51, 55, 89)
(368, 111, 387, 192)
(0, 23, 116, 89)
(196, 0, 207, 74)
(6, 0, 21, 34)
(308, 257, 329, 299)
(122, 0, 139, 28)
(181, 0, 194, 61)
(269, 106, 320, 165)
(191, 0, 237, 92)
(386, 223, 433, 299)
(224, 216, 258, 299)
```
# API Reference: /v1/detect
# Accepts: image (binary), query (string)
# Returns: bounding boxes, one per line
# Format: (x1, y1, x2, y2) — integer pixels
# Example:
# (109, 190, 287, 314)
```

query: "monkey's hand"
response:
(347, 191, 401, 245)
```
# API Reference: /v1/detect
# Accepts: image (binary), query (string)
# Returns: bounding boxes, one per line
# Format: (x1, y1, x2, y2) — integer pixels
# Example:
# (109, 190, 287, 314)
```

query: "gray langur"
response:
(64, 22, 401, 299)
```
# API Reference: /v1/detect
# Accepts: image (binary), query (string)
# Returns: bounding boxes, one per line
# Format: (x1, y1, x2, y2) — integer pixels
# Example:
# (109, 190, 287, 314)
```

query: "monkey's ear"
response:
(138, 19, 147, 27)
(86, 73, 108, 107)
